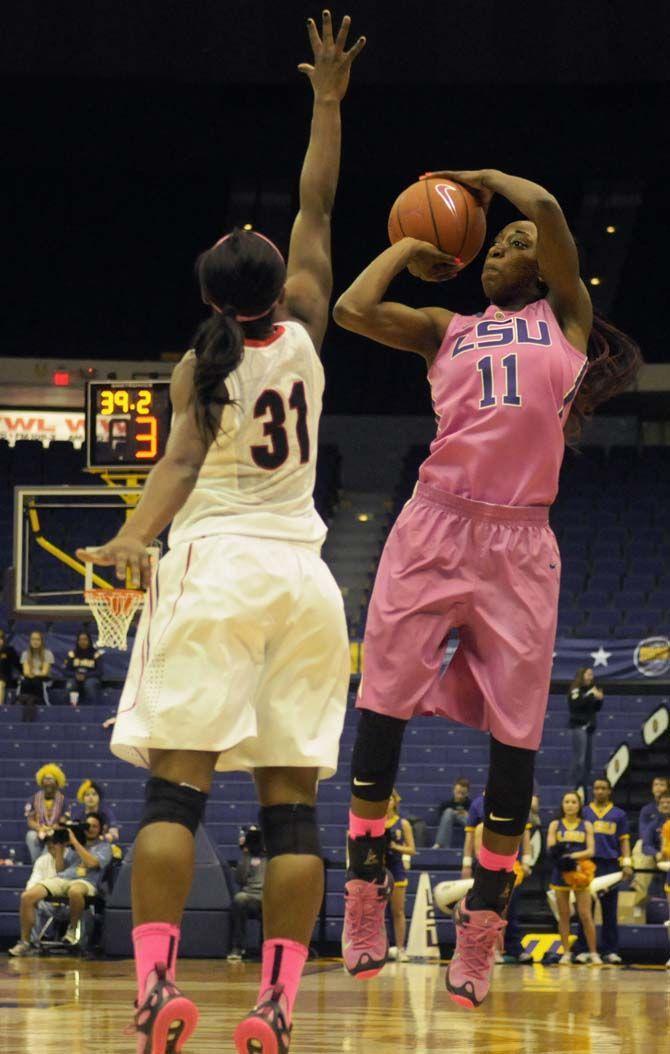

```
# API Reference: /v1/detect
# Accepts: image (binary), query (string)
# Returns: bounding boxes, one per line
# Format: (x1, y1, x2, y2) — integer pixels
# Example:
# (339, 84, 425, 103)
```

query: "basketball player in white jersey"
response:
(78, 13, 365, 1054)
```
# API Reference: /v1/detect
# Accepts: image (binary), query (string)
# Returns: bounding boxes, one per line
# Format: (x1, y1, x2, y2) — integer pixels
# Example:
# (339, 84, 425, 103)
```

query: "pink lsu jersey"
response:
(420, 298, 588, 507)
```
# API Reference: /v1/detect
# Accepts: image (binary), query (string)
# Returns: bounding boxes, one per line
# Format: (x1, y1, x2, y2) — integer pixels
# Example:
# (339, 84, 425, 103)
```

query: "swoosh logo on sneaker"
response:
(489, 813, 514, 822)
(353, 778, 376, 787)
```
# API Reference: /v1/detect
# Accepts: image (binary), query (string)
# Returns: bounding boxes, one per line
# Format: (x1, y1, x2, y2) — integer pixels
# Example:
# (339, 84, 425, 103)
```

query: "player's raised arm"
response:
(333, 237, 459, 363)
(426, 168, 593, 351)
(281, 10, 365, 353)
(76, 356, 208, 583)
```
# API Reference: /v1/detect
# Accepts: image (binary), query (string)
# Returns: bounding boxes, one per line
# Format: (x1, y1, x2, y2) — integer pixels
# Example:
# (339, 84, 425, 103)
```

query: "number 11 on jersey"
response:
(476, 354, 522, 409)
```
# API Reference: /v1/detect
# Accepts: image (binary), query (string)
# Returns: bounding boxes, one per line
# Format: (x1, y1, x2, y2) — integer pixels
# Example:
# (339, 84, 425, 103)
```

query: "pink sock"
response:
(258, 938, 308, 1025)
(478, 846, 517, 872)
(133, 922, 180, 997)
(348, 811, 386, 839)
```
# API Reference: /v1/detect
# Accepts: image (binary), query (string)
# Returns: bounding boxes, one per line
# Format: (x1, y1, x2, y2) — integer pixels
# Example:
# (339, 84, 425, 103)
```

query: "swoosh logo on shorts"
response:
(489, 814, 514, 822)
(353, 778, 376, 787)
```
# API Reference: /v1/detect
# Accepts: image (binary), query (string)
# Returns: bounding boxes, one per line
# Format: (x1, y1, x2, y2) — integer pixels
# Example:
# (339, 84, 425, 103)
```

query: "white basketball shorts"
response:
(111, 534, 350, 778)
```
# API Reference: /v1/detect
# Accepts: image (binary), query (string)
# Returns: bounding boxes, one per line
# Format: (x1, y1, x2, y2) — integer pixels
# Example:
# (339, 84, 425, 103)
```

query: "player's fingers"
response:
(334, 13, 351, 51)
(321, 9, 334, 47)
(306, 17, 321, 54)
(76, 546, 113, 566)
(297, 63, 314, 77)
(344, 35, 366, 63)
(139, 552, 152, 589)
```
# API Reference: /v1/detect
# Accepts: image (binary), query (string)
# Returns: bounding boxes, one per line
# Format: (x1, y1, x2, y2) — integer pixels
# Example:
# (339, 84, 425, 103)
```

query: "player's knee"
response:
(484, 737, 536, 837)
(259, 803, 321, 859)
(138, 776, 208, 837)
(350, 709, 407, 802)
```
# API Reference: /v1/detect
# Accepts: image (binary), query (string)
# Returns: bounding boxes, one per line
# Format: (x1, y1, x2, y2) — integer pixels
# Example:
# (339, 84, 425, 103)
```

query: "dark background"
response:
(2, 1, 668, 413)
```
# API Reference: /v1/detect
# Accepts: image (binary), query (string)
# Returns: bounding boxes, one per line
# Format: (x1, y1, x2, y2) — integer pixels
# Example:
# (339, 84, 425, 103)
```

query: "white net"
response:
(84, 589, 144, 651)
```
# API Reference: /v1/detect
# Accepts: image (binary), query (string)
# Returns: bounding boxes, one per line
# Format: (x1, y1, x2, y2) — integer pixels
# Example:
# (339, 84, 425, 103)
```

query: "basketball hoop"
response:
(83, 545, 159, 650)
(84, 588, 144, 651)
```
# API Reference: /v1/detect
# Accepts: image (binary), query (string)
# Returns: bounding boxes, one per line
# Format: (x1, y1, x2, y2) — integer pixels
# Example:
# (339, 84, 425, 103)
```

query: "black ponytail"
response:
(192, 307, 245, 443)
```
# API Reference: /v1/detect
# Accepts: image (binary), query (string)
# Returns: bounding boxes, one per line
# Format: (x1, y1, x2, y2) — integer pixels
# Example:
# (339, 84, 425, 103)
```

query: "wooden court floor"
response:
(1, 955, 668, 1053)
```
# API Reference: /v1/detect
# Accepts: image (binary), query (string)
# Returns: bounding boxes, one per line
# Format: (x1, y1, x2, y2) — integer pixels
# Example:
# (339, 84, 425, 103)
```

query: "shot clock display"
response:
(85, 380, 171, 471)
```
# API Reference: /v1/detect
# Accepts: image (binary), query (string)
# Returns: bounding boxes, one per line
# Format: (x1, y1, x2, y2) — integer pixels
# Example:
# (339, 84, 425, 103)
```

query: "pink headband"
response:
(209, 230, 285, 322)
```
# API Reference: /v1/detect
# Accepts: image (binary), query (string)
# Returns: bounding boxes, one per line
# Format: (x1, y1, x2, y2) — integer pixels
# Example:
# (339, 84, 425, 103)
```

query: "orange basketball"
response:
(388, 177, 487, 267)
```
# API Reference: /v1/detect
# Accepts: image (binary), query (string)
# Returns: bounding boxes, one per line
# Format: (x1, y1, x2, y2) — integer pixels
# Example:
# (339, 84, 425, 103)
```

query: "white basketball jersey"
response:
(170, 321, 327, 549)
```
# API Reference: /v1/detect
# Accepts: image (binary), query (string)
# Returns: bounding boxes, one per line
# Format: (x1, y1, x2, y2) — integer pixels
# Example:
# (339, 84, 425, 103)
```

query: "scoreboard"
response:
(85, 380, 171, 471)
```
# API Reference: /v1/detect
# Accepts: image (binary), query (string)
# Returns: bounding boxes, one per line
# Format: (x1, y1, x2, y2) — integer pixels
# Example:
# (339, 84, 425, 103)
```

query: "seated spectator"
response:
(64, 632, 103, 706)
(10, 813, 112, 956)
(632, 776, 669, 903)
(19, 630, 55, 713)
(25, 764, 69, 864)
(227, 825, 266, 961)
(69, 779, 120, 843)
(432, 777, 471, 848)
(0, 628, 21, 705)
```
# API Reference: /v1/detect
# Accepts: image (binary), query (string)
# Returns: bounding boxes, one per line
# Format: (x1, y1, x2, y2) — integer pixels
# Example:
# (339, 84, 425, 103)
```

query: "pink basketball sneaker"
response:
(130, 963, 199, 1054)
(445, 899, 507, 1009)
(342, 870, 394, 979)
(233, 984, 292, 1054)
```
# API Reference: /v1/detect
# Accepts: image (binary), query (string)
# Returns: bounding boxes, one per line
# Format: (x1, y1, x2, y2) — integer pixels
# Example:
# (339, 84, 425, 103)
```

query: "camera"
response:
(239, 825, 264, 854)
(51, 821, 88, 845)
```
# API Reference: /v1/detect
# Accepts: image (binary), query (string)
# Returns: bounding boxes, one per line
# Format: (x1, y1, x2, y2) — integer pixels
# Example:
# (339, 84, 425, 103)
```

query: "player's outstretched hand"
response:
(405, 239, 462, 283)
(420, 169, 495, 214)
(298, 10, 366, 101)
(77, 537, 152, 588)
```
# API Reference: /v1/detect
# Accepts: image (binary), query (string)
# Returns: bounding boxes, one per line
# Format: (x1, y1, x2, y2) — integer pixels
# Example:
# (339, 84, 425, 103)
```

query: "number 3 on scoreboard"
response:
(135, 415, 158, 459)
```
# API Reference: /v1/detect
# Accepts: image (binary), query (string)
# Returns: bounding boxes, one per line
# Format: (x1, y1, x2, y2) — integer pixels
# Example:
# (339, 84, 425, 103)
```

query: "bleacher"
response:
(1, 689, 667, 946)
(1, 436, 669, 954)
(351, 443, 670, 638)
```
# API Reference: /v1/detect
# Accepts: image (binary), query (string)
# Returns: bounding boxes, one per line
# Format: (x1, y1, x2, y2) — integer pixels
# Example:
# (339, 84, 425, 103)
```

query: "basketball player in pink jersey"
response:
(333, 166, 640, 1007)
(77, 13, 365, 1054)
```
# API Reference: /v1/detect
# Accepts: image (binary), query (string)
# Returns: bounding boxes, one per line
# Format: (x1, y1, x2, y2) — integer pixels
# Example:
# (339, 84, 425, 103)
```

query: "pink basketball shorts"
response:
(357, 483, 561, 751)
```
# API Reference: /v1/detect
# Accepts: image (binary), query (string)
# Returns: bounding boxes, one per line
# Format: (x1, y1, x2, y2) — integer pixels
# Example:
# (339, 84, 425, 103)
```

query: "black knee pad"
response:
(484, 737, 536, 837)
(138, 776, 208, 836)
(350, 709, 407, 802)
(259, 803, 321, 859)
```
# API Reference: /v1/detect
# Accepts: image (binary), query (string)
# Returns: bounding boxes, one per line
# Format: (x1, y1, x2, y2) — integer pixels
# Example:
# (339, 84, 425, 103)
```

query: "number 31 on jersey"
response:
(251, 381, 310, 469)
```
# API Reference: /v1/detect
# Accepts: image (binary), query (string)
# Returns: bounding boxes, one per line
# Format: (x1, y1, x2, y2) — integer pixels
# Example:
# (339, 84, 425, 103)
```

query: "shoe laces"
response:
(346, 884, 386, 948)
(457, 918, 506, 980)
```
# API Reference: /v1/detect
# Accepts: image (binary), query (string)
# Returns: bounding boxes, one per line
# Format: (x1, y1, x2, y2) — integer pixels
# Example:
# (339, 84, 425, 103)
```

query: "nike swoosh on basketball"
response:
(353, 778, 376, 787)
(489, 814, 514, 822)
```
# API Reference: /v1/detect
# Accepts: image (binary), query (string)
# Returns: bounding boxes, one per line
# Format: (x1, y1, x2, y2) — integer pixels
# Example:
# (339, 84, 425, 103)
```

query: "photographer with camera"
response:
(227, 824, 266, 962)
(10, 813, 112, 956)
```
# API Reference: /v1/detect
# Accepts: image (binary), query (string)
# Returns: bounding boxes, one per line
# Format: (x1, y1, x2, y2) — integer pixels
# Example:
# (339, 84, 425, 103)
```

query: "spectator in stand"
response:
(25, 764, 69, 863)
(227, 825, 266, 962)
(19, 631, 55, 709)
(461, 792, 484, 879)
(633, 776, 669, 903)
(0, 628, 21, 706)
(10, 813, 112, 956)
(571, 776, 632, 964)
(567, 667, 604, 793)
(651, 792, 670, 968)
(547, 791, 600, 965)
(64, 632, 103, 706)
(68, 780, 120, 843)
(433, 777, 471, 849)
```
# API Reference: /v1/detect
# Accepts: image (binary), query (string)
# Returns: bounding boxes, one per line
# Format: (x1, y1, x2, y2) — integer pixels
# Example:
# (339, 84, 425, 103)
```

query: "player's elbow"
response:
(533, 193, 561, 215)
(333, 296, 365, 332)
